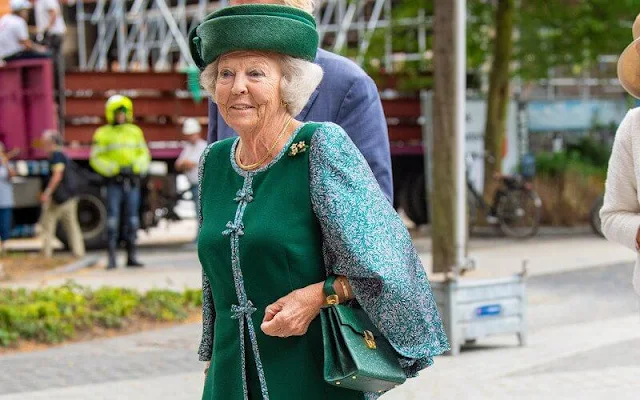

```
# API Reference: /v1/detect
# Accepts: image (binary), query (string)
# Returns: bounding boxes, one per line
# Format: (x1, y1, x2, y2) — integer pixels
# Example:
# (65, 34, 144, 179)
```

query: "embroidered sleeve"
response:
(198, 143, 216, 362)
(309, 122, 450, 377)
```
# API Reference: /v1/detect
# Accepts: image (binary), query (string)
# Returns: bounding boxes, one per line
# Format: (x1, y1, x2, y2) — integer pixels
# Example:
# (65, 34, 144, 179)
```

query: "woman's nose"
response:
(231, 75, 248, 95)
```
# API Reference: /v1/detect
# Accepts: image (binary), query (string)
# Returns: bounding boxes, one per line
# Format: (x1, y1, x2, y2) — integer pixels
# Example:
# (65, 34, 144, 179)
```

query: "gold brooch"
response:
(288, 141, 309, 157)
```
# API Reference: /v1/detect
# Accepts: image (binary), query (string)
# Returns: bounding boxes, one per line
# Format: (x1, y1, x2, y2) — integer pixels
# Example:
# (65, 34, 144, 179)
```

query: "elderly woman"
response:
(602, 12, 640, 296)
(191, 5, 449, 400)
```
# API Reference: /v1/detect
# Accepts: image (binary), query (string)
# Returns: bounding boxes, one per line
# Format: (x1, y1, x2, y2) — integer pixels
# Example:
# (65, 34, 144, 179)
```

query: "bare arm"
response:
(19, 38, 46, 52)
(260, 275, 353, 338)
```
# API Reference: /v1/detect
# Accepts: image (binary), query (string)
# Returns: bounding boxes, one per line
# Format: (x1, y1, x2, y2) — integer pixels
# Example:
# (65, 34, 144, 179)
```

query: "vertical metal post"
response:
(356, 0, 386, 65)
(317, 0, 336, 44)
(454, 0, 467, 275)
(418, 8, 427, 69)
(421, 90, 434, 225)
(117, 0, 127, 70)
(76, 0, 87, 70)
(446, 280, 459, 356)
(384, 0, 392, 72)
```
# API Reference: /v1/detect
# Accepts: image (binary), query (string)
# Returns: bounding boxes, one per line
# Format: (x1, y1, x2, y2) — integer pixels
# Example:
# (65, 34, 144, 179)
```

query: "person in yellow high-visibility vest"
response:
(90, 95, 150, 269)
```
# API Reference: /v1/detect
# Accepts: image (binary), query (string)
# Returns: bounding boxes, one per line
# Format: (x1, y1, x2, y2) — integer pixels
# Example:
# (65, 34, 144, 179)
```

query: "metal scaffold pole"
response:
(76, 0, 215, 72)
(75, 0, 430, 73)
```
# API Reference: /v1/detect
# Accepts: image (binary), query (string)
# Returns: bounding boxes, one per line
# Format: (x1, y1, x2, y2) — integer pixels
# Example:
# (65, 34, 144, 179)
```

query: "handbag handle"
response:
(323, 275, 340, 305)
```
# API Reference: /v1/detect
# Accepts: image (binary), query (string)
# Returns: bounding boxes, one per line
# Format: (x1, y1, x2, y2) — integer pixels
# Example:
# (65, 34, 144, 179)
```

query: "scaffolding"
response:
(75, 0, 226, 71)
(315, 0, 430, 73)
(74, 0, 430, 73)
(72, 0, 622, 99)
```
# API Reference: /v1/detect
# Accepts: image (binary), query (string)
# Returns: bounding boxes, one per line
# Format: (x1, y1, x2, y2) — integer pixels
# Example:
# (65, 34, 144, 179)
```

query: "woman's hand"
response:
(261, 282, 325, 338)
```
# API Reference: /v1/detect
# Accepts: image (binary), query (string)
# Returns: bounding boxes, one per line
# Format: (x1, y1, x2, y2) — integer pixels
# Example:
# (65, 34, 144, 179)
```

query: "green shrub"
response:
(534, 139, 609, 226)
(140, 289, 189, 321)
(0, 283, 203, 347)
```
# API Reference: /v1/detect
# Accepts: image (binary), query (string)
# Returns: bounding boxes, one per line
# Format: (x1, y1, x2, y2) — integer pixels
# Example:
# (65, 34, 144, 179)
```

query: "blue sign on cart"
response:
(476, 304, 502, 317)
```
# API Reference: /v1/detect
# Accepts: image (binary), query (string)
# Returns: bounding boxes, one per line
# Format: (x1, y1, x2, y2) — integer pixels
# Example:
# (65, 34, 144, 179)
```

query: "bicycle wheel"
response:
(496, 189, 542, 238)
(589, 194, 605, 237)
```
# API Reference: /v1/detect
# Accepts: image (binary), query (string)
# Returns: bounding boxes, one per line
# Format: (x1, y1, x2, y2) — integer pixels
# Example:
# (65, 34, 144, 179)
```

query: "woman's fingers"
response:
(262, 302, 283, 323)
(261, 313, 286, 336)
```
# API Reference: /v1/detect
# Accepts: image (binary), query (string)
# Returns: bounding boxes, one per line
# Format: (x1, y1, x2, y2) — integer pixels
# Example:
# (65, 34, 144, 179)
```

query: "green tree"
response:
(483, 0, 515, 199)
(432, 0, 457, 274)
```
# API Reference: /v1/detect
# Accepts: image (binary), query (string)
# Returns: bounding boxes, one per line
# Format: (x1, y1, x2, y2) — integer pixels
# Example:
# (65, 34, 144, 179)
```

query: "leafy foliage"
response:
(516, 0, 635, 81)
(355, 0, 636, 89)
(0, 282, 202, 347)
(535, 136, 611, 179)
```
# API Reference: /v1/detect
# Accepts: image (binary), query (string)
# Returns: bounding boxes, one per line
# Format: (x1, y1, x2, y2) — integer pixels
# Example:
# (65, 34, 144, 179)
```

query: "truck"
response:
(1, 58, 524, 250)
(0, 58, 204, 249)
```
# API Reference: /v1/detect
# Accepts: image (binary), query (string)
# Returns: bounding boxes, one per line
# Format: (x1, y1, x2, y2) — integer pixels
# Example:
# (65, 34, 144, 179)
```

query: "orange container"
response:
(0, 0, 10, 17)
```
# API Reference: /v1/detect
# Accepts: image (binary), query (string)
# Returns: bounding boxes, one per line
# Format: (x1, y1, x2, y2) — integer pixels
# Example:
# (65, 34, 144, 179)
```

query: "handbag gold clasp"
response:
(363, 330, 376, 349)
(325, 294, 339, 305)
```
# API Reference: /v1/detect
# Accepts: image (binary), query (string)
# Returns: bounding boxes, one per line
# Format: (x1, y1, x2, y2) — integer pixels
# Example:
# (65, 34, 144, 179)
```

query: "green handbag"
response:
(320, 276, 407, 393)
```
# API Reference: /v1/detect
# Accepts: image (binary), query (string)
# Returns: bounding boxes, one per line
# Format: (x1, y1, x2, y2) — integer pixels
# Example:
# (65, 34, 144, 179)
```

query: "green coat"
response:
(198, 122, 449, 400)
(198, 123, 365, 400)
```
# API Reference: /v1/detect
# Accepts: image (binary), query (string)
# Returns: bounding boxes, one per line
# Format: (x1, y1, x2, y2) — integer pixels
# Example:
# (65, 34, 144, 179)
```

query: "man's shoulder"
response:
(93, 125, 110, 137)
(122, 123, 145, 135)
(4, 14, 25, 27)
(50, 150, 68, 164)
(196, 139, 208, 149)
(315, 48, 371, 86)
(39, 0, 59, 10)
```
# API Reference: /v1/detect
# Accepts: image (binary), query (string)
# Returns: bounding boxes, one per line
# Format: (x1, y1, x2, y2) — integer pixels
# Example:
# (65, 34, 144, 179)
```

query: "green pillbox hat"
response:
(189, 4, 319, 71)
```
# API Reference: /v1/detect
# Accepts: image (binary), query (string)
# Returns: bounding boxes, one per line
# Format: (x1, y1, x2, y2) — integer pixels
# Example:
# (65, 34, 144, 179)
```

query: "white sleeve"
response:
(43, 0, 60, 12)
(15, 19, 29, 41)
(600, 110, 640, 252)
(176, 148, 188, 163)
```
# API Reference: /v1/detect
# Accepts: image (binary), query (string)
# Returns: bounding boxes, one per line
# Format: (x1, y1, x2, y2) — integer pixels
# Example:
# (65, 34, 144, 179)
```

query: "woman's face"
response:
(214, 52, 283, 134)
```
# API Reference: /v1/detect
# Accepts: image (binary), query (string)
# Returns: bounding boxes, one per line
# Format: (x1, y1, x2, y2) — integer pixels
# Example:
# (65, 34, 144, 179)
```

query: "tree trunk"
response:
(483, 0, 515, 200)
(432, 0, 456, 274)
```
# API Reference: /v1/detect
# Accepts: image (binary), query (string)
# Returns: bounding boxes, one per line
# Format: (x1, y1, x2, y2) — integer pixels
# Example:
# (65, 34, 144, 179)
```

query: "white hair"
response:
(282, 0, 315, 13)
(201, 54, 323, 118)
(228, 1, 315, 14)
(42, 129, 63, 146)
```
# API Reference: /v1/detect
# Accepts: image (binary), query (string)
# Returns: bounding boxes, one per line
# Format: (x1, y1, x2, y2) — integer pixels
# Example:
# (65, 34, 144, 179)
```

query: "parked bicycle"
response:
(466, 152, 542, 238)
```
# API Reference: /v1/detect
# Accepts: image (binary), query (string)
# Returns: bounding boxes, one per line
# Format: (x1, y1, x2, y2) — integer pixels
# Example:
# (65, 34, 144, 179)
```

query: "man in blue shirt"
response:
(208, 1, 393, 202)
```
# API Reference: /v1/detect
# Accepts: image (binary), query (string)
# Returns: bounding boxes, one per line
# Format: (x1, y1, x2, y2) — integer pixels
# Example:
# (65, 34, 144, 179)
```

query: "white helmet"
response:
(182, 118, 202, 135)
(10, 0, 31, 11)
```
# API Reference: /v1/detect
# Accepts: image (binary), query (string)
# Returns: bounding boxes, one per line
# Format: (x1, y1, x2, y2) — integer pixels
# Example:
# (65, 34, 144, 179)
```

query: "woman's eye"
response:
(219, 70, 233, 78)
(249, 70, 265, 77)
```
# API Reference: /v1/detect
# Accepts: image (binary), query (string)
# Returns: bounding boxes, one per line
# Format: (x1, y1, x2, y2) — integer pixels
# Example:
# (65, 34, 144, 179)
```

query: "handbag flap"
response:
(332, 304, 382, 337)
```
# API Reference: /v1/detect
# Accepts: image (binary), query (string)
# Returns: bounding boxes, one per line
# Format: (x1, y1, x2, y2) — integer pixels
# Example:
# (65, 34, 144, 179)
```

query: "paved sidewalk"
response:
(1, 234, 634, 292)
(0, 324, 203, 399)
(1, 313, 637, 399)
(2, 228, 639, 399)
(416, 234, 637, 280)
(386, 314, 640, 400)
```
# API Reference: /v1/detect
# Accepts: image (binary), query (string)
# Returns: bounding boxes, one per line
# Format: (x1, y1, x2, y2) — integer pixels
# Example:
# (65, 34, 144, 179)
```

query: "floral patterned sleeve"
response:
(309, 122, 450, 377)
(198, 143, 216, 362)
